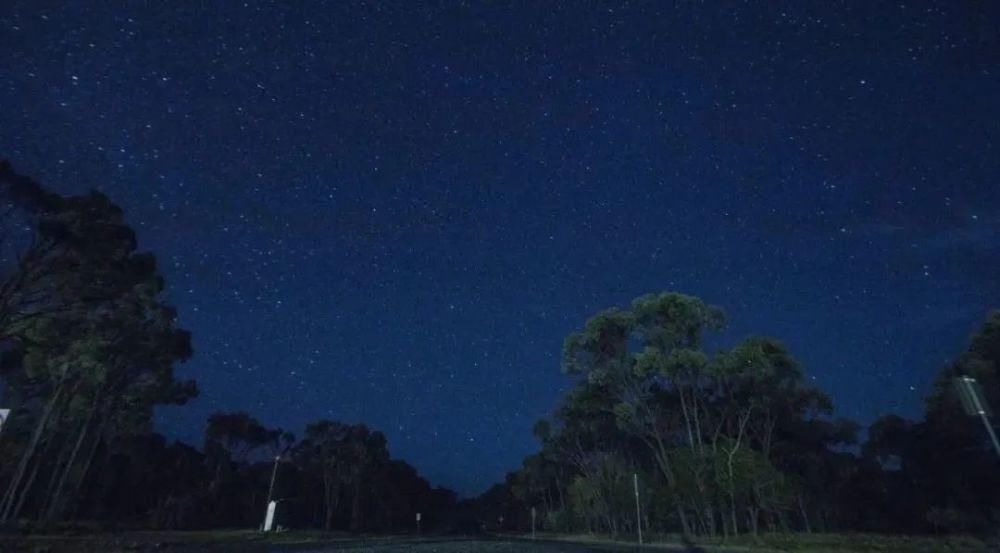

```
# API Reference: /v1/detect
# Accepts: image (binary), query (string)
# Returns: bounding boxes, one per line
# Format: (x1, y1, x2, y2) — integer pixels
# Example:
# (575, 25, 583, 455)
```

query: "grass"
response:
(711, 532, 994, 552)
(0, 530, 491, 553)
(1, 530, 996, 552)
(511, 531, 997, 552)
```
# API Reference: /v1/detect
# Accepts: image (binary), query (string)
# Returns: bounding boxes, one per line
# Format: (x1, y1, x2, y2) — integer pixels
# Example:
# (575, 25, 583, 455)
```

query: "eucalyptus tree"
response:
(205, 411, 290, 466)
(344, 425, 389, 531)
(294, 420, 352, 530)
(561, 293, 724, 534)
(556, 292, 841, 536)
(0, 163, 195, 524)
(862, 311, 1000, 532)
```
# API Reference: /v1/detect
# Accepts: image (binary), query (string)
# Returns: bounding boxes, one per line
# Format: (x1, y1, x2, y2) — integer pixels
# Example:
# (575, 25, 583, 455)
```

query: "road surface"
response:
(283, 536, 711, 552)
(0, 534, 718, 553)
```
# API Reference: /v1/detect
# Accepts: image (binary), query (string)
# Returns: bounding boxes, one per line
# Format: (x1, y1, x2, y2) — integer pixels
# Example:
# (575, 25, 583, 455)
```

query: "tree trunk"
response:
(748, 506, 759, 535)
(46, 405, 96, 523)
(68, 417, 106, 521)
(676, 504, 691, 536)
(350, 478, 363, 532)
(678, 387, 697, 448)
(323, 475, 335, 530)
(0, 381, 64, 522)
(730, 492, 740, 536)
(38, 427, 75, 519)
(649, 434, 692, 537)
(798, 495, 812, 533)
(11, 459, 41, 521)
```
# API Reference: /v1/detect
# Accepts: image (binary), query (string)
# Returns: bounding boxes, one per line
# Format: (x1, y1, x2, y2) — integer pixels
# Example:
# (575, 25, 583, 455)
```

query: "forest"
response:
(0, 163, 457, 533)
(467, 297, 1000, 538)
(0, 161, 997, 538)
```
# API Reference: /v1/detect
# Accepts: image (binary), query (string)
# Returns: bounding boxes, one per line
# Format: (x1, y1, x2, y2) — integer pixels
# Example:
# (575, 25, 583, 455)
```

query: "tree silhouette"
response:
(0, 162, 195, 524)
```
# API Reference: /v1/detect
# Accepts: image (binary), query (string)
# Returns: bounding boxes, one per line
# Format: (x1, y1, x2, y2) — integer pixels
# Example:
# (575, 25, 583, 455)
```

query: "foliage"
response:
(0, 164, 457, 532)
(469, 294, 1000, 539)
(0, 163, 196, 524)
(857, 310, 1000, 533)
(2, 163, 998, 537)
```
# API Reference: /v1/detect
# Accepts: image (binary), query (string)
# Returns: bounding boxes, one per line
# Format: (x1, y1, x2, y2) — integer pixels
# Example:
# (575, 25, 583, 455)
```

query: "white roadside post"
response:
(416, 512, 421, 534)
(0, 409, 9, 434)
(263, 500, 277, 532)
(954, 376, 1000, 457)
(262, 455, 282, 532)
(531, 506, 536, 539)
(633, 473, 643, 545)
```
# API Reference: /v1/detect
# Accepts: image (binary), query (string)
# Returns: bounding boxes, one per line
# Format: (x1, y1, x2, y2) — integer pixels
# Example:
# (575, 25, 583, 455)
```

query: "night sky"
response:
(1, 2, 998, 496)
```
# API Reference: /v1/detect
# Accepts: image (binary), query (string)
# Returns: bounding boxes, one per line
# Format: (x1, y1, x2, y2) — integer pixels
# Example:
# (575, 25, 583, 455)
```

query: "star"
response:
(2, 0, 997, 498)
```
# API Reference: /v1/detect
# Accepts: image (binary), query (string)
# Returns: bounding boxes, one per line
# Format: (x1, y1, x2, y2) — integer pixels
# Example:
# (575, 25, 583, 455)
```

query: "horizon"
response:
(2, 2, 998, 497)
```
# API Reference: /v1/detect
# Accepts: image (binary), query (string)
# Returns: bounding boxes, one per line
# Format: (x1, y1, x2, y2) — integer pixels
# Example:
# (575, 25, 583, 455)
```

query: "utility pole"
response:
(266, 455, 281, 505)
(955, 376, 1000, 457)
(633, 473, 643, 545)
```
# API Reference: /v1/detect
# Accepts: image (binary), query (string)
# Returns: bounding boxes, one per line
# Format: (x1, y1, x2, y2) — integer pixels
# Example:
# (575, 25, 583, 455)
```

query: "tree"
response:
(205, 411, 291, 465)
(0, 163, 196, 524)
(481, 291, 852, 538)
(0, 163, 457, 533)
(861, 311, 1000, 532)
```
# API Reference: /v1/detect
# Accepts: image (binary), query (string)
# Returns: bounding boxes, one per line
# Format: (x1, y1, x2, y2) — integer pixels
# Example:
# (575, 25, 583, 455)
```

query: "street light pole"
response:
(981, 414, 1000, 458)
(954, 376, 1000, 458)
(262, 455, 281, 532)
(266, 455, 281, 505)
(967, 381, 1000, 457)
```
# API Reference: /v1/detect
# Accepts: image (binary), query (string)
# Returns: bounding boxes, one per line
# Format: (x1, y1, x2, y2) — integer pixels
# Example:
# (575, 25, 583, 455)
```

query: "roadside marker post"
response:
(263, 500, 277, 532)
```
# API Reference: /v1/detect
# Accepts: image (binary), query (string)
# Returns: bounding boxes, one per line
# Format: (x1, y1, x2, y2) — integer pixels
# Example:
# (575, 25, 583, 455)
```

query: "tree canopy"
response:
(0, 164, 457, 532)
(1, 163, 997, 537)
(468, 295, 999, 538)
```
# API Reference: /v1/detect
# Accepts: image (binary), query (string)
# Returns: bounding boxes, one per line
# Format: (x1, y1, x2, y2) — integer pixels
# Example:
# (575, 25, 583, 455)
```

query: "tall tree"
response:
(0, 163, 196, 524)
(504, 292, 848, 537)
(863, 311, 1000, 532)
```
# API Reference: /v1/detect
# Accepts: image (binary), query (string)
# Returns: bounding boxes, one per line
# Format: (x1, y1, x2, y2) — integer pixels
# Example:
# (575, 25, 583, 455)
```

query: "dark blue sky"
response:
(1, 2, 998, 495)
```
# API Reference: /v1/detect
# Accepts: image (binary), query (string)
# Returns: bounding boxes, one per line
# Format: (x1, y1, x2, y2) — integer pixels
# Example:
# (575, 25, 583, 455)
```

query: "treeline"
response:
(87, 412, 458, 531)
(0, 163, 456, 531)
(467, 293, 1000, 537)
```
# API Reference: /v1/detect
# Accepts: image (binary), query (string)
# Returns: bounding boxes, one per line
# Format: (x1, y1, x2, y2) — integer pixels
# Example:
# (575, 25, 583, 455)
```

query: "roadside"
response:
(495, 531, 997, 553)
(0, 530, 995, 553)
(0, 531, 716, 553)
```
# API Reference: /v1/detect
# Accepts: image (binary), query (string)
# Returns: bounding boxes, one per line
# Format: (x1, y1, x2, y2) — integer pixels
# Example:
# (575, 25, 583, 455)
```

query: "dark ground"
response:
(5, 531, 994, 553)
(0, 533, 711, 553)
(273, 537, 704, 552)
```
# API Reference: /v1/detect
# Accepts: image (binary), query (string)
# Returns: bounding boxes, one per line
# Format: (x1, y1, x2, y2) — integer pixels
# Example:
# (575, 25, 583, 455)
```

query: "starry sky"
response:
(1, 2, 998, 496)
